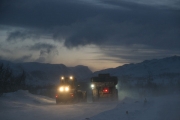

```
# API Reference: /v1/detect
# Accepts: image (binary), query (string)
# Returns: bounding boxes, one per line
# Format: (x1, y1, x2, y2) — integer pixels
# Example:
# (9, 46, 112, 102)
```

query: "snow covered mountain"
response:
(93, 56, 180, 85)
(0, 60, 92, 86)
(1, 56, 180, 86)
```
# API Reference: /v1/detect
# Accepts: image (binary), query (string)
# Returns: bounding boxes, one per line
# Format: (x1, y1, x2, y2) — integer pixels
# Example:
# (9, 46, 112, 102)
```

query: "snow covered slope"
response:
(90, 94, 180, 120)
(0, 60, 92, 86)
(93, 56, 180, 85)
(0, 90, 179, 120)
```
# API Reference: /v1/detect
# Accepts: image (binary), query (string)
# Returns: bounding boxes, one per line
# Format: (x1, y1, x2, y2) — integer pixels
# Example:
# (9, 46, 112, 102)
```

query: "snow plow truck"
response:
(90, 74, 118, 101)
(56, 76, 87, 104)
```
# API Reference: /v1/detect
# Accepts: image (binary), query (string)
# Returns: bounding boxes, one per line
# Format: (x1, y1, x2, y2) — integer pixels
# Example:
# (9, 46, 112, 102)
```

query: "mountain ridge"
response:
(93, 55, 180, 85)
(0, 60, 92, 86)
(0, 55, 180, 86)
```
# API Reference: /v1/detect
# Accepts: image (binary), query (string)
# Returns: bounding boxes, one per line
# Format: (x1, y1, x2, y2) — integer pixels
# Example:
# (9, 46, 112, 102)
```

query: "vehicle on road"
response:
(56, 76, 87, 104)
(90, 74, 118, 101)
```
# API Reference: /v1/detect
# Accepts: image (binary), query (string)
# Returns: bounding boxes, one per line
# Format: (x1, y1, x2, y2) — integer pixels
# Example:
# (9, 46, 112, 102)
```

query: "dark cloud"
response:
(6, 30, 39, 41)
(35, 49, 58, 63)
(99, 45, 180, 63)
(0, 0, 99, 28)
(1, 0, 180, 50)
(62, 14, 180, 50)
(0, 46, 12, 54)
(29, 43, 57, 51)
(29, 43, 58, 63)
(14, 55, 33, 62)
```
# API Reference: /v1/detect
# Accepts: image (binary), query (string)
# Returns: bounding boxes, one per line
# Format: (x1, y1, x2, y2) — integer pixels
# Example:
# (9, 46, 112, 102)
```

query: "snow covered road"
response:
(0, 90, 118, 120)
(0, 90, 180, 120)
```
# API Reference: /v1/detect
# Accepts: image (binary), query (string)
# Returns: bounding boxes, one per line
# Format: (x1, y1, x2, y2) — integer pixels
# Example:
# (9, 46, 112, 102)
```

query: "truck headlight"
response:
(70, 76, 73, 80)
(59, 86, 69, 92)
(91, 84, 95, 89)
(65, 87, 69, 91)
(59, 87, 64, 92)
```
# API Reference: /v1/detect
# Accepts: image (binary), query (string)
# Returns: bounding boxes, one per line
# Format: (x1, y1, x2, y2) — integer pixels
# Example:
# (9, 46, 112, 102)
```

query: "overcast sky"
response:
(0, 0, 180, 71)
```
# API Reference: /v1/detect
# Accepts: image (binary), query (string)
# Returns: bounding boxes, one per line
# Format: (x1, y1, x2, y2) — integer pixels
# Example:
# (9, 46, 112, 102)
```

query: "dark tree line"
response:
(0, 63, 26, 96)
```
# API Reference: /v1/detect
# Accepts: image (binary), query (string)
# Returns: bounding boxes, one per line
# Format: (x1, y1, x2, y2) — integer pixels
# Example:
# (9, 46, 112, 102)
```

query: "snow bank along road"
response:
(0, 90, 180, 120)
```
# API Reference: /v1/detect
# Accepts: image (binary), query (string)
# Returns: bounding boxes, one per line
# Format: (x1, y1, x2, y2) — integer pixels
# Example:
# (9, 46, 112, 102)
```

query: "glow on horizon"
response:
(0, 30, 123, 72)
(1, 27, 179, 72)
(51, 44, 124, 72)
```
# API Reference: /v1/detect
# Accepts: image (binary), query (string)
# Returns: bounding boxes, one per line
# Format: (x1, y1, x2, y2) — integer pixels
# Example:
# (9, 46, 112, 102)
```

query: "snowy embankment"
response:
(91, 93, 180, 120)
(0, 90, 180, 120)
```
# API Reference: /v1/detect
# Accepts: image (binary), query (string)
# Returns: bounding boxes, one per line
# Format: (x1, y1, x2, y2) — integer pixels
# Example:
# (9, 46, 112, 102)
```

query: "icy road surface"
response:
(0, 90, 180, 120)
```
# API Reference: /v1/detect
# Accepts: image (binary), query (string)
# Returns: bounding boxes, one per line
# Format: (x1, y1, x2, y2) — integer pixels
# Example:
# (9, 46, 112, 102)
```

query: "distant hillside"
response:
(0, 60, 92, 86)
(1, 56, 180, 87)
(93, 56, 180, 86)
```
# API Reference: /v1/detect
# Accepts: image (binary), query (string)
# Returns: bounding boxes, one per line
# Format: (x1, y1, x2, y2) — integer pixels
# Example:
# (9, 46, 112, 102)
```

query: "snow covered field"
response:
(0, 90, 180, 120)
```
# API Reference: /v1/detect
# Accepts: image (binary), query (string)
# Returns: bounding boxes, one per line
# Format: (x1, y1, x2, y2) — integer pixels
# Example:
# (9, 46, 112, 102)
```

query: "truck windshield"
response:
(61, 79, 74, 86)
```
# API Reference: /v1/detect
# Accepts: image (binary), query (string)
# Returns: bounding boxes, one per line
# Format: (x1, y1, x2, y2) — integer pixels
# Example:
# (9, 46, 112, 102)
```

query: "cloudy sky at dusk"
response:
(0, 0, 180, 71)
